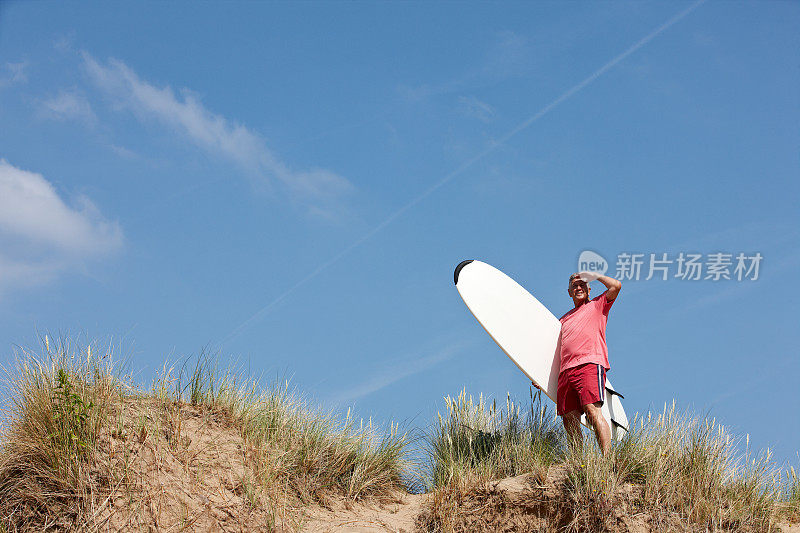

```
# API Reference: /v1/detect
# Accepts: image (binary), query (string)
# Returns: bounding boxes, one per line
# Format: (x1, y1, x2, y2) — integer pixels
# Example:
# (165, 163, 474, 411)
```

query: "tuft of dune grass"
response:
(0, 336, 118, 530)
(592, 402, 786, 531)
(0, 340, 409, 531)
(425, 387, 562, 491)
(164, 351, 410, 503)
(786, 466, 800, 520)
(418, 387, 563, 532)
(420, 391, 799, 533)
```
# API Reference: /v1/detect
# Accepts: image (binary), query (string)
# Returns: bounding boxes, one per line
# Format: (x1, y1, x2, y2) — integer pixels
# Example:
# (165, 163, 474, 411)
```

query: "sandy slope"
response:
(88, 398, 422, 532)
(301, 492, 428, 532)
(302, 470, 800, 533)
(92, 399, 278, 531)
(79, 399, 800, 532)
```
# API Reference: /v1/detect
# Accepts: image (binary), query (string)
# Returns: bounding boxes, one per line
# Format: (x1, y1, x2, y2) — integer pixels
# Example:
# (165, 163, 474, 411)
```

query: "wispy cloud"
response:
(108, 144, 138, 159)
(39, 90, 97, 125)
(330, 338, 476, 405)
(81, 53, 354, 216)
(456, 95, 496, 123)
(481, 30, 530, 80)
(398, 31, 532, 102)
(0, 159, 123, 293)
(0, 61, 28, 88)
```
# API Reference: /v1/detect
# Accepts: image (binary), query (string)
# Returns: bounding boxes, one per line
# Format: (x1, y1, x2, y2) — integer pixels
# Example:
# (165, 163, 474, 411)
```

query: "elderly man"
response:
(555, 271, 621, 454)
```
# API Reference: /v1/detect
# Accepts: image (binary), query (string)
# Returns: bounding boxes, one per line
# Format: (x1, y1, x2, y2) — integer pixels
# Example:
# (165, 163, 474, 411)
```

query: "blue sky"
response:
(1, 1, 798, 465)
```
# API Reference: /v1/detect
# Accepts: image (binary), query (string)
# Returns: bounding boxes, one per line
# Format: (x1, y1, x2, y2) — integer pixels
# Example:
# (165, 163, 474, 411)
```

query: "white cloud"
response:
(0, 159, 123, 293)
(0, 255, 62, 291)
(81, 53, 353, 214)
(39, 91, 97, 125)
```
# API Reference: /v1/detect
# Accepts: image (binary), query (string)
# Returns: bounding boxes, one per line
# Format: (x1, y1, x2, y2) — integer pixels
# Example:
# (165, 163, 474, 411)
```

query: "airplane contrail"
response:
(219, 1, 705, 346)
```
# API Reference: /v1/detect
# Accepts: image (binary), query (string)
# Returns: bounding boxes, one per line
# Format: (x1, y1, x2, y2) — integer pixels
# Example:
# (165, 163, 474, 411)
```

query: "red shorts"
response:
(557, 363, 606, 416)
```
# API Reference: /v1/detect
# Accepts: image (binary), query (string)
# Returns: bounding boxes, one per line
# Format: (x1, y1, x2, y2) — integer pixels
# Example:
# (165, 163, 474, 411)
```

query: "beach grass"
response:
(420, 392, 798, 532)
(417, 386, 563, 532)
(0, 338, 409, 531)
(559, 403, 786, 531)
(0, 337, 797, 532)
(0, 336, 119, 529)
(425, 386, 562, 491)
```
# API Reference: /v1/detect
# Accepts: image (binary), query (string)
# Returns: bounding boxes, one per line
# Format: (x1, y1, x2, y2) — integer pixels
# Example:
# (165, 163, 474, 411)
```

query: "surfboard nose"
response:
(454, 260, 474, 285)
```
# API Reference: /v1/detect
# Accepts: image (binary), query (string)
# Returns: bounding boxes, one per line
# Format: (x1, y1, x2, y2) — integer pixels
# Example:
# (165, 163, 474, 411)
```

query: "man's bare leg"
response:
(582, 402, 611, 455)
(562, 410, 583, 452)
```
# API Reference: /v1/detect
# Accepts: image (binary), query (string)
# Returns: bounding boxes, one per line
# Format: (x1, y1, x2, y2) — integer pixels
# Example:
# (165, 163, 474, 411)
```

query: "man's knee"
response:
(582, 402, 605, 425)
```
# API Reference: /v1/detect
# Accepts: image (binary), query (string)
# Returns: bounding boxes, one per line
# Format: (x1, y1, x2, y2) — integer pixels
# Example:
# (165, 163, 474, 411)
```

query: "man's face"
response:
(568, 278, 590, 301)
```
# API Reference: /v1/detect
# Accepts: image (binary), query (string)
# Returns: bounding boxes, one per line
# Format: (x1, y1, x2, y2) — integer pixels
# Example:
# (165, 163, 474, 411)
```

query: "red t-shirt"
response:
(558, 291, 615, 372)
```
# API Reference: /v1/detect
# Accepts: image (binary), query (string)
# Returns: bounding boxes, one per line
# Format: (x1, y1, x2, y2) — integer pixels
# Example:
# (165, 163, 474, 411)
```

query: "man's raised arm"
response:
(578, 272, 622, 301)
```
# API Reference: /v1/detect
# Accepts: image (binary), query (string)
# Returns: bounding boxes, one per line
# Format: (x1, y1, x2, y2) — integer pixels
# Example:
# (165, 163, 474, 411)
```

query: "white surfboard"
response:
(454, 259, 628, 441)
